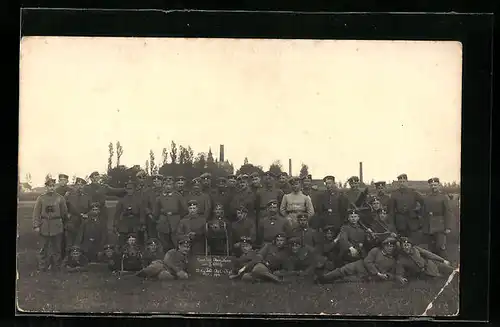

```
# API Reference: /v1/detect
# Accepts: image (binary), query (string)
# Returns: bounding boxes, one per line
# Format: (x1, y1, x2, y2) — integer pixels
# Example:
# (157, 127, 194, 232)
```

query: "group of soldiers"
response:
(31, 170, 456, 285)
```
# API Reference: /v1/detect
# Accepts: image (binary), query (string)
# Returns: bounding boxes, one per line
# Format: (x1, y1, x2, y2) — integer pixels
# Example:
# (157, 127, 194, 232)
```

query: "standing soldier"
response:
(212, 177, 231, 217)
(200, 172, 213, 195)
(230, 205, 257, 250)
(32, 176, 69, 271)
(255, 171, 284, 221)
(388, 173, 425, 243)
(310, 175, 349, 232)
(175, 176, 187, 198)
(346, 176, 362, 208)
(176, 200, 207, 255)
(83, 171, 126, 247)
(421, 177, 453, 258)
(280, 177, 315, 229)
(113, 180, 146, 248)
(76, 202, 105, 262)
(227, 174, 238, 194)
(250, 172, 263, 194)
(144, 174, 164, 241)
(57, 173, 72, 258)
(64, 177, 91, 248)
(229, 175, 257, 221)
(290, 213, 322, 249)
(374, 181, 391, 211)
(186, 178, 212, 220)
(277, 172, 292, 195)
(154, 179, 187, 252)
(258, 199, 292, 246)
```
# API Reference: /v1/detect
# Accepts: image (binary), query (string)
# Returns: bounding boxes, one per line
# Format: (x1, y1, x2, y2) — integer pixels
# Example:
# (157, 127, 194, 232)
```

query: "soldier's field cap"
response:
(69, 245, 83, 253)
(178, 235, 192, 245)
(348, 209, 359, 216)
(58, 174, 69, 179)
(191, 177, 201, 185)
(240, 236, 252, 243)
(187, 199, 199, 206)
(237, 174, 249, 181)
(279, 172, 289, 177)
(45, 177, 56, 186)
(382, 236, 397, 245)
(91, 202, 100, 209)
(323, 175, 335, 183)
(136, 170, 147, 178)
(297, 212, 309, 219)
(348, 176, 360, 183)
(146, 238, 159, 246)
(152, 174, 164, 181)
(323, 225, 336, 232)
(267, 199, 279, 207)
(214, 203, 224, 210)
(288, 176, 300, 185)
(200, 172, 212, 179)
(374, 181, 386, 187)
(250, 172, 260, 178)
(89, 171, 100, 178)
(237, 205, 248, 213)
(103, 244, 116, 251)
(397, 173, 408, 180)
(428, 177, 440, 184)
(217, 176, 227, 182)
(288, 236, 301, 245)
(227, 174, 237, 180)
(75, 177, 87, 185)
(176, 176, 186, 181)
(275, 232, 287, 239)
(399, 236, 410, 244)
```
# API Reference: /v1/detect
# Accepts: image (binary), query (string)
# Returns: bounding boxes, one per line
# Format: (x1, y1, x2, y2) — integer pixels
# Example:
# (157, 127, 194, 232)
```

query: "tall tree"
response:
(162, 147, 168, 165)
(145, 160, 150, 175)
(207, 147, 215, 167)
(108, 142, 114, 172)
(194, 153, 207, 170)
(178, 145, 187, 165)
(269, 160, 283, 176)
(236, 163, 264, 176)
(186, 146, 195, 165)
(116, 141, 124, 167)
(170, 141, 178, 164)
(149, 150, 155, 175)
(299, 163, 309, 178)
(244, 157, 249, 165)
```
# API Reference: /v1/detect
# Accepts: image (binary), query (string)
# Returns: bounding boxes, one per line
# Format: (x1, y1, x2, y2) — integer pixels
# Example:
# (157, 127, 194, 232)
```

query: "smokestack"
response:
(289, 159, 292, 176)
(219, 145, 224, 162)
(359, 162, 364, 184)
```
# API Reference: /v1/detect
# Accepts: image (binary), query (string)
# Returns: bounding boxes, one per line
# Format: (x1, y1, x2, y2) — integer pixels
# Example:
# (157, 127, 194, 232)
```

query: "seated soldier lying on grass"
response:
(228, 236, 262, 281)
(62, 245, 89, 273)
(120, 234, 144, 272)
(136, 235, 191, 280)
(278, 236, 320, 279)
(141, 238, 164, 268)
(97, 244, 121, 272)
(315, 236, 407, 285)
(396, 237, 456, 282)
(244, 233, 289, 283)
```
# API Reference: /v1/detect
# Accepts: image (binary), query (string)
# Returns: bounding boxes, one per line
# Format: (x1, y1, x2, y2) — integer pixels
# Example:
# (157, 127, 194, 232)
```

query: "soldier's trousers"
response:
(38, 234, 63, 270)
(157, 232, 175, 253)
(64, 230, 79, 249)
(323, 260, 367, 281)
(146, 218, 157, 242)
(426, 232, 447, 258)
(250, 263, 282, 282)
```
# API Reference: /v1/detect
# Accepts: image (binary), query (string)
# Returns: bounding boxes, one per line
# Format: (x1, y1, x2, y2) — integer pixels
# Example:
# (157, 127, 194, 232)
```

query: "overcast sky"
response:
(19, 37, 462, 187)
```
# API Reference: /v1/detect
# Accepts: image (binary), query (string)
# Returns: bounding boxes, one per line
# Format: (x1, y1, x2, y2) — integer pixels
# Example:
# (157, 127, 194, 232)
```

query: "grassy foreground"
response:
(16, 203, 460, 316)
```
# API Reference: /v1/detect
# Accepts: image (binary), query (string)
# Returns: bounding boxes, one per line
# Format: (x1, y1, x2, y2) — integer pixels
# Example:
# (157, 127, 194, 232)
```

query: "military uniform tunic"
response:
(290, 227, 322, 249)
(229, 188, 257, 219)
(114, 194, 145, 246)
(176, 214, 206, 255)
(338, 223, 369, 260)
(186, 192, 212, 220)
(230, 217, 257, 247)
(258, 215, 292, 245)
(421, 192, 453, 256)
(65, 190, 92, 247)
(154, 192, 187, 251)
(255, 187, 284, 217)
(283, 245, 318, 276)
(279, 191, 315, 229)
(258, 243, 289, 271)
(388, 188, 425, 237)
(312, 191, 349, 231)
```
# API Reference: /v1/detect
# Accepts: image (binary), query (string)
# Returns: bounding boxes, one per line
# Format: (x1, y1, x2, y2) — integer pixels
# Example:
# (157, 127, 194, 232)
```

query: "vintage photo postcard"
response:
(17, 37, 461, 316)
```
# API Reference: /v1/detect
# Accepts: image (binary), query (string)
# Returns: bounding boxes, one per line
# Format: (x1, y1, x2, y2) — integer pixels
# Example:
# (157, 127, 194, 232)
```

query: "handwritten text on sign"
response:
(192, 255, 232, 278)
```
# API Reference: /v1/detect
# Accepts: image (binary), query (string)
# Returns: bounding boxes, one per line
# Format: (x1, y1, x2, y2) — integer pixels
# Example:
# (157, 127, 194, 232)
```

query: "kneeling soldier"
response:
(281, 236, 319, 279)
(290, 213, 322, 249)
(142, 238, 164, 267)
(120, 234, 143, 272)
(250, 233, 289, 283)
(77, 202, 104, 262)
(229, 236, 262, 281)
(62, 245, 89, 273)
(206, 204, 231, 256)
(136, 236, 191, 280)
(177, 200, 206, 255)
(258, 200, 292, 246)
(338, 210, 371, 264)
(396, 237, 455, 281)
(316, 236, 406, 284)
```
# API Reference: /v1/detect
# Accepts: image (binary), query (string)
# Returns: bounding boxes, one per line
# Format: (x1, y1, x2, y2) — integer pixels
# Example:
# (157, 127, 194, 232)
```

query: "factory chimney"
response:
(219, 145, 224, 162)
(289, 159, 292, 176)
(359, 162, 364, 185)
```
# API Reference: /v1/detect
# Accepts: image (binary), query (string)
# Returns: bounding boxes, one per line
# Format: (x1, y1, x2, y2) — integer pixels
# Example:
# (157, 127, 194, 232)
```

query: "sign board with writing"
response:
(191, 255, 232, 278)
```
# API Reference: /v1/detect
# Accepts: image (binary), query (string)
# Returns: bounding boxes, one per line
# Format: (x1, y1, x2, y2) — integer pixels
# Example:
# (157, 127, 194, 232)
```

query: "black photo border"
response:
(12, 6, 494, 326)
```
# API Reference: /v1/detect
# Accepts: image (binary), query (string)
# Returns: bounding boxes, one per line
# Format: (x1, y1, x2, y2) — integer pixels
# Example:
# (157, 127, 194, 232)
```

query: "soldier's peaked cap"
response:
(323, 225, 336, 231)
(323, 175, 335, 183)
(127, 233, 137, 239)
(191, 177, 201, 185)
(200, 172, 212, 179)
(152, 174, 164, 180)
(348, 176, 360, 183)
(69, 245, 83, 253)
(237, 174, 249, 180)
(75, 177, 87, 185)
(214, 203, 224, 209)
(227, 174, 237, 179)
(288, 236, 301, 245)
(217, 176, 227, 181)
(397, 173, 408, 180)
(176, 176, 186, 181)
(178, 235, 191, 245)
(264, 171, 276, 178)
(428, 177, 440, 183)
(240, 236, 252, 243)
(382, 236, 397, 244)
(275, 232, 287, 239)
(267, 199, 279, 207)
(103, 244, 115, 250)
(45, 177, 56, 186)
(348, 209, 359, 215)
(374, 181, 386, 187)
(250, 172, 260, 178)
(146, 238, 159, 245)
(187, 199, 198, 206)
(297, 212, 309, 219)
(58, 174, 69, 179)
(89, 171, 100, 178)
(279, 172, 289, 177)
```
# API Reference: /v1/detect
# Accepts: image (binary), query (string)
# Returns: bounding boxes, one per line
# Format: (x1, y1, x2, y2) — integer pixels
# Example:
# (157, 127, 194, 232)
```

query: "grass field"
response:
(16, 201, 460, 316)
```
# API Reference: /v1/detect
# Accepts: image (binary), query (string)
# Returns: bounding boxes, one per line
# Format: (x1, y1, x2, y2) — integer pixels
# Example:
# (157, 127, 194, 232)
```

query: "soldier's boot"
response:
(251, 264, 282, 283)
(316, 268, 343, 284)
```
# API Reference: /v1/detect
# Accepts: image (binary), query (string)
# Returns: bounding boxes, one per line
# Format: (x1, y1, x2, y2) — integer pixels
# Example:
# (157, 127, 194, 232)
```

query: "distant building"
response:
(391, 180, 429, 191)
